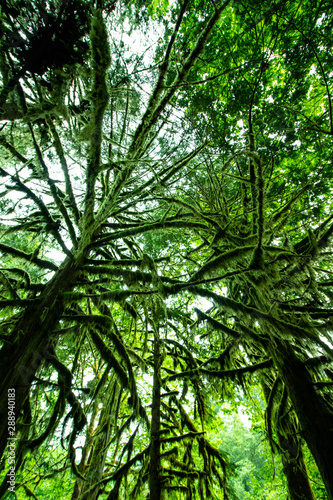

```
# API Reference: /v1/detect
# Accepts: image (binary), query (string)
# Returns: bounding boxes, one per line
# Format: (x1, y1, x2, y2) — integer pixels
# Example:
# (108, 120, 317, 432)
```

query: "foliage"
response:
(215, 409, 286, 500)
(0, 0, 333, 499)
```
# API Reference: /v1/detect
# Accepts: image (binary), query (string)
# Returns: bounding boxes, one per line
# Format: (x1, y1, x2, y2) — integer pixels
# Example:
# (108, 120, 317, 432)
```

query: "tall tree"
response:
(0, 0, 232, 496)
(1, 0, 333, 498)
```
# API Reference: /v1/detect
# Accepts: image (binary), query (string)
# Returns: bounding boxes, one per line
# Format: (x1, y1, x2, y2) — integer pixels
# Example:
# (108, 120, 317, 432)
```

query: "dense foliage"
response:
(0, 0, 333, 498)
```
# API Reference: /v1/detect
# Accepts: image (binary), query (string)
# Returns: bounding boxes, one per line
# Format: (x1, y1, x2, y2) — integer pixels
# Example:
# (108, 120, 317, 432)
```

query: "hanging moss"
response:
(0, 242, 57, 270)
(202, 339, 240, 369)
(91, 220, 208, 248)
(190, 245, 254, 282)
(62, 289, 150, 304)
(167, 360, 272, 382)
(195, 308, 240, 340)
(191, 286, 320, 345)
(108, 447, 150, 483)
(28, 390, 65, 451)
(87, 324, 147, 422)
(160, 431, 205, 445)
(265, 376, 282, 452)
(46, 348, 87, 479)
(0, 298, 40, 309)
(90, 9, 111, 75)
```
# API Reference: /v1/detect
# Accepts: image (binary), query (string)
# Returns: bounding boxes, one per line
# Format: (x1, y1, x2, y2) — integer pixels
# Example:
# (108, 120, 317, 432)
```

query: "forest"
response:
(0, 0, 333, 498)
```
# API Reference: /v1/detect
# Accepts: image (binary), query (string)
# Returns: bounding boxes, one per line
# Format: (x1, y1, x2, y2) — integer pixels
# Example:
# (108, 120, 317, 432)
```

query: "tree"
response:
(0, 1, 231, 498)
(1, 0, 333, 498)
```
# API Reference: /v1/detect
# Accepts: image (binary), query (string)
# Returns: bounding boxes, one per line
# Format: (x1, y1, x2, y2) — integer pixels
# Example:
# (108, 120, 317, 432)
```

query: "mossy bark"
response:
(269, 339, 333, 500)
(0, 257, 78, 460)
(261, 375, 316, 500)
(71, 378, 121, 500)
(277, 434, 316, 500)
(149, 332, 162, 500)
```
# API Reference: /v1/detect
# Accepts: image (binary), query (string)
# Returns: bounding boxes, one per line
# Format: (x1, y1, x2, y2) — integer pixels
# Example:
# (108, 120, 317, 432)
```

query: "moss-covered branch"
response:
(166, 359, 272, 382)
(5, 171, 71, 254)
(81, 8, 110, 233)
(29, 126, 76, 250)
(195, 308, 263, 343)
(46, 117, 80, 225)
(90, 220, 208, 248)
(0, 243, 57, 270)
(190, 287, 320, 342)
(128, 0, 232, 159)
(190, 246, 254, 282)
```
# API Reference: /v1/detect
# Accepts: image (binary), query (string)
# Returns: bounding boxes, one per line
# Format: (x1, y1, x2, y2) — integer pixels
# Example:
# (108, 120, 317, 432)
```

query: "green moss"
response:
(90, 9, 111, 73)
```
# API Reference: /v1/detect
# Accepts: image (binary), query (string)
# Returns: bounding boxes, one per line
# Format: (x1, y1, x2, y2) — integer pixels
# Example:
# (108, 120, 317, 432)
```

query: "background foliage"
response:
(0, 0, 333, 499)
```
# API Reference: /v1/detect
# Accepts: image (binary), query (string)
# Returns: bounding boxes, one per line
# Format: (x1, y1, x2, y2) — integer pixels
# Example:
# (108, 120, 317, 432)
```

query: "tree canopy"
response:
(0, 0, 333, 499)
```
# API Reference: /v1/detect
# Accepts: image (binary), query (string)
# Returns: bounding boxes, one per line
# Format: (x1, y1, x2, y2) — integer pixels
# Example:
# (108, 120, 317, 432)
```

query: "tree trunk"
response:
(260, 377, 316, 500)
(277, 433, 316, 500)
(71, 378, 121, 500)
(0, 257, 78, 461)
(269, 339, 333, 500)
(149, 332, 162, 500)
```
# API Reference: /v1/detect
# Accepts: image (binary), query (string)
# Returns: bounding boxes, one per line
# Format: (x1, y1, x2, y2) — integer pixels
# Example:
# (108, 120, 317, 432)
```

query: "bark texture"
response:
(72, 378, 121, 500)
(270, 339, 333, 500)
(278, 436, 316, 500)
(0, 257, 78, 460)
(149, 332, 162, 500)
